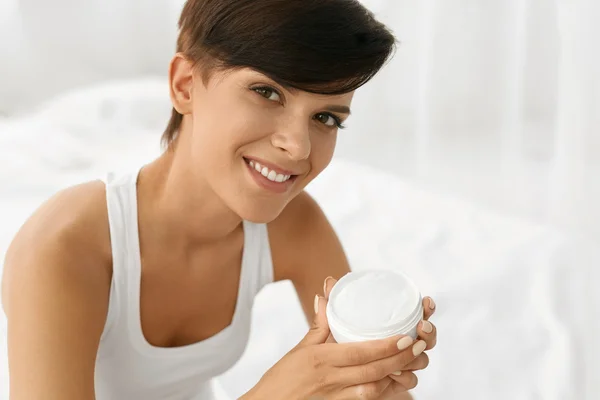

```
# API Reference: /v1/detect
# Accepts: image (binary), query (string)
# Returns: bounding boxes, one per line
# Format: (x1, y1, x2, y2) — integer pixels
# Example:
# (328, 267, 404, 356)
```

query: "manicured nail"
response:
(412, 340, 427, 357)
(429, 298, 436, 310)
(396, 336, 413, 351)
(314, 295, 320, 314)
(391, 371, 402, 376)
(421, 320, 433, 334)
(323, 276, 333, 295)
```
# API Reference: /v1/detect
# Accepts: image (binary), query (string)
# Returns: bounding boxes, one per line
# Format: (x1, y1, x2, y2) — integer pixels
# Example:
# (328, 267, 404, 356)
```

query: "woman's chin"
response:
(239, 210, 282, 225)
(235, 203, 285, 224)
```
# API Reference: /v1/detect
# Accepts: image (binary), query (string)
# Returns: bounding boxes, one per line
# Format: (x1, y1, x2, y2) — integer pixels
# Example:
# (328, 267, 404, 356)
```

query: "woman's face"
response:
(185, 67, 354, 223)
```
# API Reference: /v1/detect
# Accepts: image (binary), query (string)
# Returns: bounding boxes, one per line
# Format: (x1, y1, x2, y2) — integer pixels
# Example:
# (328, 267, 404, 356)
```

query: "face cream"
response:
(326, 270, 423, 343)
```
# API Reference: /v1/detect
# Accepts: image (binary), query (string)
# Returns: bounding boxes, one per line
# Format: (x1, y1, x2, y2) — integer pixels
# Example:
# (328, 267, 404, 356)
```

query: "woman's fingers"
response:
(326, 333, 337, 343)
(324, 276, 337, 299)
(336, 339, 426, 384)
(399, 352, 429, 371)
(322, 277, 339, 343)
(422, 296, 436, 320)
(297, 295, 332, 347)
(389, 371, 419, 391)
(416, 319, 437, 350)
(328, 334, 418, 367)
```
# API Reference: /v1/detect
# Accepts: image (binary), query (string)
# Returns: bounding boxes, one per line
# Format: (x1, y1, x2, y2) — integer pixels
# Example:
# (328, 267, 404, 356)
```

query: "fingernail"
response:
(323, 276, 333, 295)
(422, 320, 433, 334)
(396, 336, 413, 351)
(412, 340, 427, 357)
(314, 295, 320, 314)
(429, 298, 436, 310)
(391, 371, 402, 376)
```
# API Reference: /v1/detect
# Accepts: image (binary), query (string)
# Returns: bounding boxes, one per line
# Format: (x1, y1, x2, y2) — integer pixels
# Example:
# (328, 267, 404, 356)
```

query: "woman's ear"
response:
(169, 53, 195, 115)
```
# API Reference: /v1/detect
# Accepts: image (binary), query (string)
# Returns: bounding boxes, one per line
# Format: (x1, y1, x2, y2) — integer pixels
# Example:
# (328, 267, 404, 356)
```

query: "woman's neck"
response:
(136, 146, 243, 253)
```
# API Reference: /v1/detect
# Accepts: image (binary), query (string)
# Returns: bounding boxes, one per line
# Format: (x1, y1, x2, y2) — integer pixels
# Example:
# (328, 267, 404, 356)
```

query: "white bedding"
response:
(1, 79, 598, 400)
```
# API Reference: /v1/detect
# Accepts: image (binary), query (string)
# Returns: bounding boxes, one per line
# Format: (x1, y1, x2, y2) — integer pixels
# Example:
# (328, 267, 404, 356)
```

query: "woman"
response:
(1, 0, 438, 398)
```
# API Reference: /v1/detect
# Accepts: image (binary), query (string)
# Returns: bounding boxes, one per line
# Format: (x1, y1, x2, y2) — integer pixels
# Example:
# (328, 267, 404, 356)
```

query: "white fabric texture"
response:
(0, 79, 598, 399)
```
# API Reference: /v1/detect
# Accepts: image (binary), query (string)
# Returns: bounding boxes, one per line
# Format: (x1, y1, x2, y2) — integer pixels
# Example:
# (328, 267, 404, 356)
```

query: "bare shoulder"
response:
(268, 190, 325, 241)
(1, 180, 113, 397)
(268, 190, 349, 288)
(1, 179, 112, 319)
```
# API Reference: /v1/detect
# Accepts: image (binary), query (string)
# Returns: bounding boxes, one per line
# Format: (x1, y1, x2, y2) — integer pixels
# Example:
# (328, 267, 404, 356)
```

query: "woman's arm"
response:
(268, 191, 350, 323)
(1, 183, 112, 400)
(269, 191, 431, 398)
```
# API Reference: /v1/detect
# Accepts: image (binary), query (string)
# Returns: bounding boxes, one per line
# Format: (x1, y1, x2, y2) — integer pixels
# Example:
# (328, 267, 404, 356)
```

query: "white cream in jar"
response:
(326, 270, 423, 343)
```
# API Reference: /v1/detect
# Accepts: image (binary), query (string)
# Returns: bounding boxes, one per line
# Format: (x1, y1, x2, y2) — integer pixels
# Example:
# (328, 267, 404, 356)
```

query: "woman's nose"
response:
(270, 124, 311, 160)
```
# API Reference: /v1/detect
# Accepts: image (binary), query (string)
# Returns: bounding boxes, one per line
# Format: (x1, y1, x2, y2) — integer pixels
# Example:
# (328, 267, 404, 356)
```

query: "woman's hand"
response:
(382, 296, 437, 396)
(241, 295, 428, 400)
(323, 277, 438, 396)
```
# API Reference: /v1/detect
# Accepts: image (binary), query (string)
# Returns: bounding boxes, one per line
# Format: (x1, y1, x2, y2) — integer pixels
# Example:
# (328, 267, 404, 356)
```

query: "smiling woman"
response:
(1, 1, 438, 400)
(160, 0, 396, 224)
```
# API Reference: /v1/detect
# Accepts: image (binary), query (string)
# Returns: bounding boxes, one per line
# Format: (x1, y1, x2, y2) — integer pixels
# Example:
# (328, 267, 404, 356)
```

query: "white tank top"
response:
(94, 168, 274, 400)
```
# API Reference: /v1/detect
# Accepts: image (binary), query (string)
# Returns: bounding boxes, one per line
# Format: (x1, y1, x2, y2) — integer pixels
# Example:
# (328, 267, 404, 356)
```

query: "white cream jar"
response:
(326, 270, 423, 343)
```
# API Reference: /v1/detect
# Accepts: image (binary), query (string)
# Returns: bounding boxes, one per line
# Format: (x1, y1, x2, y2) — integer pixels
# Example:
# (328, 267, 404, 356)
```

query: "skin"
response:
(1, 53, 437, 399)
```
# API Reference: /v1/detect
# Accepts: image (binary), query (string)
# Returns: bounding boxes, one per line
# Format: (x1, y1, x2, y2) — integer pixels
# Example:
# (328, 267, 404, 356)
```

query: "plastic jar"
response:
(326, 269, 423, 343)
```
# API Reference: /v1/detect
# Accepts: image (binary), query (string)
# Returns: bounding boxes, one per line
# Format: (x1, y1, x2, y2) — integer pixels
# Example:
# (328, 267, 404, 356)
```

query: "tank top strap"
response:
(240, 221, 274, 301)
(99, 167, 142, 342)
(102, 167, 142, 285)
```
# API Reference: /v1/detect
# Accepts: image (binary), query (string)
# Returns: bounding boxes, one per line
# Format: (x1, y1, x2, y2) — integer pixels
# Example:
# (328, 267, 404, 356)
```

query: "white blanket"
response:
(1, 79, 598, 400)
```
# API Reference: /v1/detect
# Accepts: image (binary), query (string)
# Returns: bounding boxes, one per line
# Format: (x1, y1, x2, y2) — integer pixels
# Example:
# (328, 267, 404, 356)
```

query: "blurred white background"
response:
(0, 0, 598, 399)
(1, 0, 598, 238)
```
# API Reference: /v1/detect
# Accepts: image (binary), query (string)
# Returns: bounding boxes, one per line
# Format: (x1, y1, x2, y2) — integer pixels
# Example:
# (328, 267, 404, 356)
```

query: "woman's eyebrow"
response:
(261, 74, 352, 115)
(324, 105, 351, 115)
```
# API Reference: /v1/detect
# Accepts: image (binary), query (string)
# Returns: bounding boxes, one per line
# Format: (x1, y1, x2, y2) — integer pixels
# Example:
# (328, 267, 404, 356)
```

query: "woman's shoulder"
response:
(2, 180, 113, 312)
(8, 180, 112, 263)
(268, 190, 324, 241)
(1, 181, 114, 379)
(267, 190, 348, 281)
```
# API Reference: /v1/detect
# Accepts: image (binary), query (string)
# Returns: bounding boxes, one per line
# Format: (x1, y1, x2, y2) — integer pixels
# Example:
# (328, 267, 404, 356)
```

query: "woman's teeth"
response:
(248, 160, 291, 183)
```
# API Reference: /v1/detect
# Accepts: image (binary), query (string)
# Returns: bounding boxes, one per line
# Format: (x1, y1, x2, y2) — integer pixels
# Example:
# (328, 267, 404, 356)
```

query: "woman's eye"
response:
(253, 87, 281, 102)
(315, 113, 344, 129)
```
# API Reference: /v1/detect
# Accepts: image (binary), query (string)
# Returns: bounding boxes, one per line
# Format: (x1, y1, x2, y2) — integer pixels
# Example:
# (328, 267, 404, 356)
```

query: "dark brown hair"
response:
(162, 0, 397, 148)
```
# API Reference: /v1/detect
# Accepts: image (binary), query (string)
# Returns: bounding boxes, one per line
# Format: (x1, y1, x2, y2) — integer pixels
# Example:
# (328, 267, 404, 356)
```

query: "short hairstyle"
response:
(163, 0, 396, 147)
